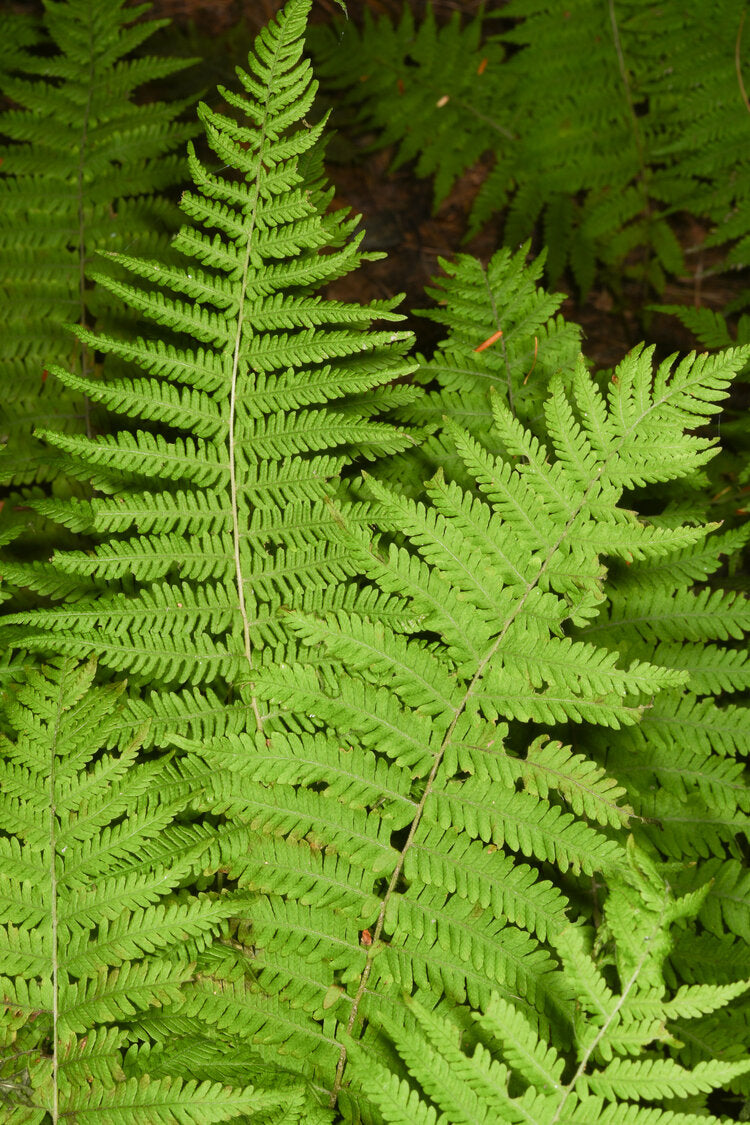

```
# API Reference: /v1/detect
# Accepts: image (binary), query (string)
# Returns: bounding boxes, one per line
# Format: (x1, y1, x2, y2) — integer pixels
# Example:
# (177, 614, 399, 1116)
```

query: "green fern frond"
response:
(2, 0, 417, 741)
(161, 335, 750, 1112)
(0, 0, 196, 489)
(390, 244, 750, 986)
(0, 657, 299, 1122)
(348, 843, 750, 1124)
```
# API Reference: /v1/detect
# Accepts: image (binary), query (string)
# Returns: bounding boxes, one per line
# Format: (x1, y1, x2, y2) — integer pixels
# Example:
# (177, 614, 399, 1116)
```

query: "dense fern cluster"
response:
(1, 1, 749, 1122)
(310, 0, 750, 295)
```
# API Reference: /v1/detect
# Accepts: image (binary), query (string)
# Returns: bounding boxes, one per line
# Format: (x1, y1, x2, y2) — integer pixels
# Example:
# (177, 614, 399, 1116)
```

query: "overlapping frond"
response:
(144, 333, 750, 1116)
(388, 242, 750, 995)
(311, 0, 750, 294)
(383, 243, 581, 491)
(0, 657, 314, 1123)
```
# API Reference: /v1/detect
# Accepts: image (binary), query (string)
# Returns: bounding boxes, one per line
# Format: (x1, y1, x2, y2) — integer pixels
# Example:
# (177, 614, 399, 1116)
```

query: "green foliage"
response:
(387, 242, 582, 490)
(1, 1, 749, 1123)
(0, 657, 313, 1123)
(159, 321, 749, 1115)
(311, 4, 511, 207)
(1, 0, 416, 741)
(0, 0, 196, 488)
(348, 843, 750, 1123)
(311, 0, 750, 295)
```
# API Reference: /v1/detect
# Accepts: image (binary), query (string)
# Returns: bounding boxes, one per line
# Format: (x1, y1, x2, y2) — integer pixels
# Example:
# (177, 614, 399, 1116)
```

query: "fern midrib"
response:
(332, 378, 693, 1102)
(548, 889, 670, 1125)
(227, 41, 286, 737)
(48, 673, 67, 1124)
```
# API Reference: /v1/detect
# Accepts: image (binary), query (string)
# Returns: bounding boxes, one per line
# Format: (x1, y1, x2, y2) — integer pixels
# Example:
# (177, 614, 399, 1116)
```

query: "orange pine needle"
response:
(474, 328, 503, 352)
(477, 57, 488, 75)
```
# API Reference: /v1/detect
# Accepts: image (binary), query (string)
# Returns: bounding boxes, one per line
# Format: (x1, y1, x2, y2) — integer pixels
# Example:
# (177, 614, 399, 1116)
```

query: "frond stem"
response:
(548, 888, 669, 1123)
(48, 670, 67, 1123)
(228, 53, 285, 737)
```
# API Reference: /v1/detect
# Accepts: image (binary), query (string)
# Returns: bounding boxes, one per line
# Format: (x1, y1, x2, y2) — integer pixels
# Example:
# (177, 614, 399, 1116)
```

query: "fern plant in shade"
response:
(310, 4, 512, 208)
(0, 0, 196, 489)
(1, 0, 417, 746)
(383, 242, 583, 492)
(310, 0, 750, 296)
(0, 657, 323, 1123)
(348, 842, 750, 1125)
(144, 335, 750, 1117)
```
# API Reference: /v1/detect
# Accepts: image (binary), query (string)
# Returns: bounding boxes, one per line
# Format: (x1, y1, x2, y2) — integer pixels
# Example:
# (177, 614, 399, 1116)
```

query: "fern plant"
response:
(310, 0, 750, 296)
(0, 0, 196, 490)
(386, 241, 750, 1098)
(2, 1, 750, 1122)
(0, 657, 318, 1123)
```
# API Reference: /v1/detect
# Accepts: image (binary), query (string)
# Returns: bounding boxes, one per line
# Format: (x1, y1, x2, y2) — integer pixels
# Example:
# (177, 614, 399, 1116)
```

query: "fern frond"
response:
(0, 657, 292, 1122)
(309, 5, 512, 207)
(168, 334, 750, 1112)
(2, 0, 417, 741)
(348, 845, 750, 1124)
(384, 244, 582, 492)
(312, 0, 750, 293)
(0, 0, 195, 488)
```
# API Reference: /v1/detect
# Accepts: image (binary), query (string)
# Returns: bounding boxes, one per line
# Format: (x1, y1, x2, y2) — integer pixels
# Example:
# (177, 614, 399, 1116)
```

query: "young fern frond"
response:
(383, 243, 582, 493)
(1, 0, 417, 743)
(0, 657, 309, 1123)
(348, 843, 750, 1125)
(0, 0, 196, 490)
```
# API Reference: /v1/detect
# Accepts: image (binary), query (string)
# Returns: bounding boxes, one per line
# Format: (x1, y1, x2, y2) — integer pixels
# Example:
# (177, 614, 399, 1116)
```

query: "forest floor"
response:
(4, 0, 746, 368)
(141, 0, 746, 368)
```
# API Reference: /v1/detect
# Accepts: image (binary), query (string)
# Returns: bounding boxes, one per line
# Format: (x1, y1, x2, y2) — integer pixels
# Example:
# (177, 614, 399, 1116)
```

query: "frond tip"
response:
(3, 0, 417, 725)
